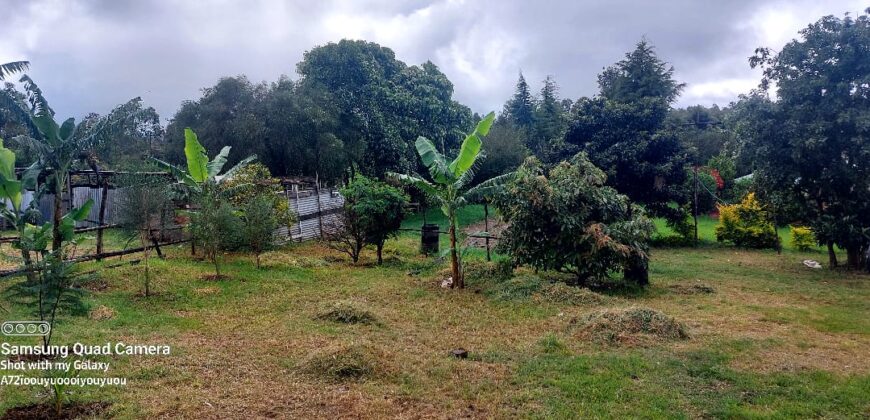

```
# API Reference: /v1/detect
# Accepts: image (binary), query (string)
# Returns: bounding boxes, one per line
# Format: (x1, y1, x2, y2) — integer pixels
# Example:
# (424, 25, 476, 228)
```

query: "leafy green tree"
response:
(390, 112, 511, 288)
(743, 9, 870, 269)
(338, 175, 409, 264)
(241, 195, 278, 269)
(297, 40, 472, 178)
(493, 153, 654, 286)
(0, 61, 29, 81)
(474, 120, 529, 185)
(189, 190, 243, 278)
(566, 40, 688, 223)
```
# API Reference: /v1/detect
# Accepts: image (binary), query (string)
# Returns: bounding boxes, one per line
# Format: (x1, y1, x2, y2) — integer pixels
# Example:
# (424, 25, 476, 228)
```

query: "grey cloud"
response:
(0, 0, 863, 121)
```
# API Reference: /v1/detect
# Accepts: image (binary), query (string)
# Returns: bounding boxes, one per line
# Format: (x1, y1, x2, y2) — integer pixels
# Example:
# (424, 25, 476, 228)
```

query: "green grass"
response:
(1, 211, 868, 418)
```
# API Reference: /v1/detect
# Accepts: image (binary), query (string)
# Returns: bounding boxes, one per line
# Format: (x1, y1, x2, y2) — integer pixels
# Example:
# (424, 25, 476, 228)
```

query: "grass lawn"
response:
(1, 209, 868, 418)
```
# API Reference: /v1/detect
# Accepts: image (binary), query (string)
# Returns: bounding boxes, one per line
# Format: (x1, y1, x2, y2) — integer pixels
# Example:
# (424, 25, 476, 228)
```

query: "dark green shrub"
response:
(241, 195, 278, 268)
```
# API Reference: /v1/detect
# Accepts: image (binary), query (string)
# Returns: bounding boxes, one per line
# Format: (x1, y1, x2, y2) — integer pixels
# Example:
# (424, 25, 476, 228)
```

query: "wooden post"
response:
(315, 175, 324, 239)
(484, 202, 491, 262)
(693, 166, 699, 246)
(95, 178, 109, 260)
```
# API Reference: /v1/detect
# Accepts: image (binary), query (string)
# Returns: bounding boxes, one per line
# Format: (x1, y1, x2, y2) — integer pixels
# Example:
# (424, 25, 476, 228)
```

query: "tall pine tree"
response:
(502, 72, 536, 129)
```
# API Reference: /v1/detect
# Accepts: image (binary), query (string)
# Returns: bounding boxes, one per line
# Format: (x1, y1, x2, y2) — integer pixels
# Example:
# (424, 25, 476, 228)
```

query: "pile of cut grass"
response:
(535, 282, 607, 305)
(667, 282, 715, 295)
(574, 307, 688, 343)
(300, 342, 386, 381)
(314, 300, 379, 325)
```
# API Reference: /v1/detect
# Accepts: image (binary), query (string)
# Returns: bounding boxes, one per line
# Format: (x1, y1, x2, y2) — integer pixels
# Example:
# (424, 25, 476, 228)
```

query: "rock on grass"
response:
(301, 342, 386, 381)
(315, 300, 379, 325)
(574, 307, 688, 343)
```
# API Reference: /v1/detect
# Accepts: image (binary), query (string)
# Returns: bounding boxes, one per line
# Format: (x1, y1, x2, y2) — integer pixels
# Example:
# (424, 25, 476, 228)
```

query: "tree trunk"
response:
(625, 257, 649, 287)
(377, 243, 383, 265)
(827, 241, 838, 268)
(846, 246, 861, 270)
(51, 174, 64, 252)
(256, 253, 261, 269)
(449, 215, 463, 289)
(143, 241, 150, 297)
(213, 256, 221, 278)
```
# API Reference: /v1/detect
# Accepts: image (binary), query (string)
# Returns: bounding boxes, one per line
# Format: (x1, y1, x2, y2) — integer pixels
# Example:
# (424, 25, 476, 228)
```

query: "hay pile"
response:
(535, 283, 607, 305)
(301, 342, 387, 381)
(667, 283, 715, 295)
(574, 307, 688, 343)
(315, 300, 379, 325)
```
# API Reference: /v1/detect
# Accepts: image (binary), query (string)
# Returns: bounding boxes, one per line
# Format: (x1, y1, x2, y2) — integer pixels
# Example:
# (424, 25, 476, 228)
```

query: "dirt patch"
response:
(79, 278, 110, 292)
(200, 274, 230, 281)
(314, 300, 380, 325)
(463, 218, 507, 248)
(1, 401, 110, 420)
(88, 305, 116, 321)
(668, 283, 716, 295)
(573, 307, 689, 344)
(535, 283, 608, 305)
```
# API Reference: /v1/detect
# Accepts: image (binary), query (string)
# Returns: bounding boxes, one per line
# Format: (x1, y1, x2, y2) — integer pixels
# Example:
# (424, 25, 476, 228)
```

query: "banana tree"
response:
(389, 112, 512, 288)
(0, 61, 29, 81)
(8, 75, 158, 251)
(152, 128, 255, 276)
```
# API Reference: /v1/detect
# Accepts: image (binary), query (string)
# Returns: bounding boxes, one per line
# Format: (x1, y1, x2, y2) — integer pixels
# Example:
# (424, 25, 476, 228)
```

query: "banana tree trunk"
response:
(449, 211, 463, 289)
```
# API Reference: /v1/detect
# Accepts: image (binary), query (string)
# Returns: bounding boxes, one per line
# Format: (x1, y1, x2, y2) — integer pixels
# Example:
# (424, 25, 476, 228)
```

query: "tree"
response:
(350, 175, 408, 264)
(493, 153, 654, 286)
(502, 72, 536, 130)
(566, 40, 688, 223)
(7, 75, 157, 250)
(154, 128, 256, 276)
(115, 176, 173, 296)
(297, 40, 472, 178)
(0, 61, 29, 81)
(241, 195, 278, 269)
(390, 112, 511, 288)
(474, 120, 529, 185)
(743, 10, 870, 269)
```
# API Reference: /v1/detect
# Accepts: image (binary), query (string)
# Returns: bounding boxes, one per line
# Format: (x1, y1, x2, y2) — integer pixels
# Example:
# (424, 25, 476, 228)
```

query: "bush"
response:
(222, 163, 297, 229)
(326, 175, 408, 264)
(241, 196, 278, 268)
(189, 188, 244, 277)
(715, 193, 779, 249)
(790, 225, 816, 251)
(493, 154, 655, 286)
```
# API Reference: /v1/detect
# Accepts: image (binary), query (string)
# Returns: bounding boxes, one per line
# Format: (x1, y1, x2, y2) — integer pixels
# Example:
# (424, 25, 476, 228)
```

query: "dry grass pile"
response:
(314, 300, 379, 325)
(259, 251, 328, 268)
(300, 342, 387, 381)
(535, 283, 607, 305)
(487, 274, 543, 301)
(574, 307, 688, 343)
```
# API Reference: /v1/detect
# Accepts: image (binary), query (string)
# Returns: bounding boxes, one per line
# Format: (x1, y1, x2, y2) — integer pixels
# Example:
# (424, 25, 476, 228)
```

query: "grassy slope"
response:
(0, 209, 868, 418)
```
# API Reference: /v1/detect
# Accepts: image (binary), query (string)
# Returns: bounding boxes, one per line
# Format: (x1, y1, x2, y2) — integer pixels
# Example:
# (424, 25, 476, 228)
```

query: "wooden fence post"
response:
(484, 202, 491, 262)
(315, 177, 324, 239)
(95, 178, 109, 260)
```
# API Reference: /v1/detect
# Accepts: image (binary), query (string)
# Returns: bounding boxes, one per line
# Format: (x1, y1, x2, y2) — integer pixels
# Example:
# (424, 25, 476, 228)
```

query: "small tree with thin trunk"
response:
(241, 195, 278, 269)
(389, 112, 512, 288)
(330, 175, 408, 264)
(115, 176, 172, 296)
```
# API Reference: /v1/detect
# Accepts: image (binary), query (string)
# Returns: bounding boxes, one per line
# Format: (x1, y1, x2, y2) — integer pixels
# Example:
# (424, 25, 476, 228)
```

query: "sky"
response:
(0, 0, 866, 122)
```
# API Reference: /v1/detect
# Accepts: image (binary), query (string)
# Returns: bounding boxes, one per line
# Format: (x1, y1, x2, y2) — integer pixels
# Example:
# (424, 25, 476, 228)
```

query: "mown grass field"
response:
(1, 208, 868, 418)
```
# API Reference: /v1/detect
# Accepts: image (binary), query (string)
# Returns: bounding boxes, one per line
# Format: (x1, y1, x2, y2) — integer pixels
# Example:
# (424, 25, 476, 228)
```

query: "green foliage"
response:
(790, 226, 816, 252)
(390, 112, 510, 287)
(189, 189, 244, 277)
(493, 153, 655, 285)
(502, 72, 536, 129)
(114, 176, 173, 296)
(222, 162, 296, 229)
(328, 175, 408, 264)
(566, 41, 688, 224)
(241, 195, 278, 269)
(743, 10, 870, 268)
(473, 121, 528, 185)
(715, 193, 780, 249)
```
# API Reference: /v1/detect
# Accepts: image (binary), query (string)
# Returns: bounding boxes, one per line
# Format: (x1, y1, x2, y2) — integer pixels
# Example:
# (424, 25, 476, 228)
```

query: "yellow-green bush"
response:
(790, 225, 816, 251)
(715, 193, 779, 249)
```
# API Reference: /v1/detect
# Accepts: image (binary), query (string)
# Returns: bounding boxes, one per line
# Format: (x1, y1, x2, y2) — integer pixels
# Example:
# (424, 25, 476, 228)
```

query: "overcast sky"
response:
(1, 0, 866, 122)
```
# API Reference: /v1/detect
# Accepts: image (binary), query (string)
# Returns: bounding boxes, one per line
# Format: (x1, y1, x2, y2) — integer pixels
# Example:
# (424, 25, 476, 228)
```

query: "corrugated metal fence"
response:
(7, 186, 344, 242)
